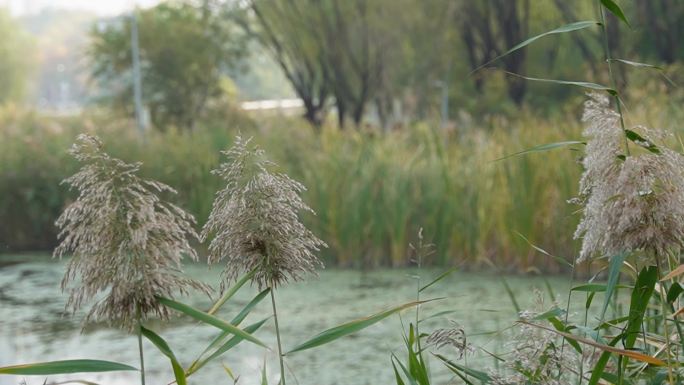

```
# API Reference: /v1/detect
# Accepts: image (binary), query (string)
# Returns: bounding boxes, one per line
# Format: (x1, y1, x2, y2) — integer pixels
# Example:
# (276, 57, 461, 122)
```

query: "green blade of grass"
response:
(0, 360, 137, 375)
(520, 321, 665, 365)
(190, 288, 270, 373)
(472, 21, 599, 73)
(419, 267, 458, 293)
(434, 353, 492, 383)
(157, 296, 267, 348)
(140, 326, 186, 385)
(624, 266, 657, 349)
(391, 355, 420, 385)
(501, 278, 521, 314)
(500, 71, 617, 95)
(513, 231, 574, 267)
(391, 359, 408, 385)
(286, 299, 436, 354)
(609, 59, 662, 70)
(208, 268, 258, 315)
(189, 317, 271, 375)
(571, 283, 631, 292)
(600, 0, 630, 27)
(601, 252, 628, 320)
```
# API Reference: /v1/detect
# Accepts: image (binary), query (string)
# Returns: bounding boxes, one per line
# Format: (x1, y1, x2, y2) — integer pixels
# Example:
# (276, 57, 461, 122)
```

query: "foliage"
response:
(88, 1, 247, 130)
(0, 9, 36, 104)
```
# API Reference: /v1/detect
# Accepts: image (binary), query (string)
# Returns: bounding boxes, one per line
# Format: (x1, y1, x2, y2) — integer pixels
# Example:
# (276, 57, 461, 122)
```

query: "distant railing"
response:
(239, 98, 303, 111)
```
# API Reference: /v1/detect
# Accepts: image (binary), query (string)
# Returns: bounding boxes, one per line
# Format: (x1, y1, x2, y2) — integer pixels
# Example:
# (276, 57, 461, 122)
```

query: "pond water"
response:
(1, 254, 586, 385)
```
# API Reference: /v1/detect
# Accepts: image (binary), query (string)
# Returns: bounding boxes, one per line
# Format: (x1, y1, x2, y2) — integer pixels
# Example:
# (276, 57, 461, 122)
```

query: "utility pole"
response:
(131, 8, 146, 136)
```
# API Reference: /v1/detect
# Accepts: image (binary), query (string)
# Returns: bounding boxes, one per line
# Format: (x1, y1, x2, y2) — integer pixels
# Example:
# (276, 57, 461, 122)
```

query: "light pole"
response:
(130, 6, 146, 136)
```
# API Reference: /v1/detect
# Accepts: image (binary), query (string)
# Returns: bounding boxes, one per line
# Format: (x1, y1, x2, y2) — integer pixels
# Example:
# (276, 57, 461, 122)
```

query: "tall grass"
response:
(3, 86, 683, 270)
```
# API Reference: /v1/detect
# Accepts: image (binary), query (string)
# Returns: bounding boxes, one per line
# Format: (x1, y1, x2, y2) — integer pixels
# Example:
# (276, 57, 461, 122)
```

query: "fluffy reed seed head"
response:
(426, 321, 472, 359)
(54, 134, 207, 329)
(574, 93, 684, 261)
(489, 293, 577, 385)
(202, 136, 326, 290)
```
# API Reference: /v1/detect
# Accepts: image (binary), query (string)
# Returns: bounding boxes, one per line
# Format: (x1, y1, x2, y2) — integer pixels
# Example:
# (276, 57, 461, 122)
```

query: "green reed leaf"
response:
(286, 299, 436, 354)
(571, 283, 631, 292)
(392, 355, 420, 385)
(600, 0, 630, 27)
(208, 268, 258, 315)
(419, 267, 458, 293)
(501, 278, 521, 314)
(501, 71, 617, 94)
(392, 358, 408, 385)
(601, 252, 628, 320)
(0, 360, 137, 375)
(531, 306, 565, 321)
(624, 130, 661, 153)
(190, 288, 270, 374)
(494, 140, 585, 162)
(141, 326, 186, 385)
(434, 354, 492, 383)
(157, 296, 268, 348)
(189, 318, 270, 375)
(624, 266, 657, 348)
(667, 282, 683, 304)
(513, 231, 574, 267)
(472, 21, 599, 73)
(609, 59, 662, 70)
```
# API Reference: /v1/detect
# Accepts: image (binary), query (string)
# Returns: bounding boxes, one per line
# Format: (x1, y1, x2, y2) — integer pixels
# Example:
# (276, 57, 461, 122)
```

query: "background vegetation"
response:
(1, 0, 684, 271)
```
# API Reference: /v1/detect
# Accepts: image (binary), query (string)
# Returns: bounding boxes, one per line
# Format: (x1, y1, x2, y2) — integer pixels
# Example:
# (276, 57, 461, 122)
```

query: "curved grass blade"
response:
(667, 282, 683, 304)
(531, 306, 565, 321)
(500, 71, 616, 95)
(188, 317, 271, 376)
(157, 297, 267, 348)
(571, 283, 631, 292)
(391, 355, 419, 385)
(588, 335, 622, 385)
(189, 289, 270, 374)
(434, 354, 492, 383)
(0, 360, 137, 375)
(601, 252, 628, 320)
(471, 21, 599, 74)
(391, 358, 408, 385)
(624, 130, 660, 154)
(494, 140, 585, 162)
(600, 0, 630, 27)
(501, 278, 521, 314)
(140, 326, 186, 385)
(609, 58, 677, 86)
(286, 300, 436, 354)
(660, 264, 684, 282)
(419, 267, 457, 293)
(419, 309, 459, 323)
(513, 231, 573, 267)
(208, 268, 258, 315)
(624, 266, 657, 348)
(520, 321, 665, 366)
(610, 59, 662, 70)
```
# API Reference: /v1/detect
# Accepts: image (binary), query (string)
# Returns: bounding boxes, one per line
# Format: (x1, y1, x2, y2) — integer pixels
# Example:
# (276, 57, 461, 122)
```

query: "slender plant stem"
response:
(597, 2, 630, 156)
(271, 288, 286, 385)
(655, 256, 675, 384)
(137, 307, 146, 385)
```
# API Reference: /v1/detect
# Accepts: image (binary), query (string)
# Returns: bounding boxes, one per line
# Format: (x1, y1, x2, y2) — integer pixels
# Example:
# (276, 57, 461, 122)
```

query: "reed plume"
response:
(574, 93, 684, 261)
(54, 134, 206, 330)
(201, 135, 326, 290)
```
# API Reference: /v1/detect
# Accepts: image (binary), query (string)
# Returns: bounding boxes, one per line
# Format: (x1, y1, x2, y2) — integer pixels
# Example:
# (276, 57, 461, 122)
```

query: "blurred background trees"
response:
(0, 9, 36, 104)
(4, 0, 681, 130)
(89, 1, 248, 130)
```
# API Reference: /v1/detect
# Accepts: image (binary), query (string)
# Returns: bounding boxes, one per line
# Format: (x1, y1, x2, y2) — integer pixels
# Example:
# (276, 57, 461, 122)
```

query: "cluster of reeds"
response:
(3, 1, 684, 384)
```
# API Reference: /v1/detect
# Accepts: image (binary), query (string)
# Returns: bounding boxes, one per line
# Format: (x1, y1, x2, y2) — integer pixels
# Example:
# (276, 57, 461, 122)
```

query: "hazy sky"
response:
(3, 0, 162, 16)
